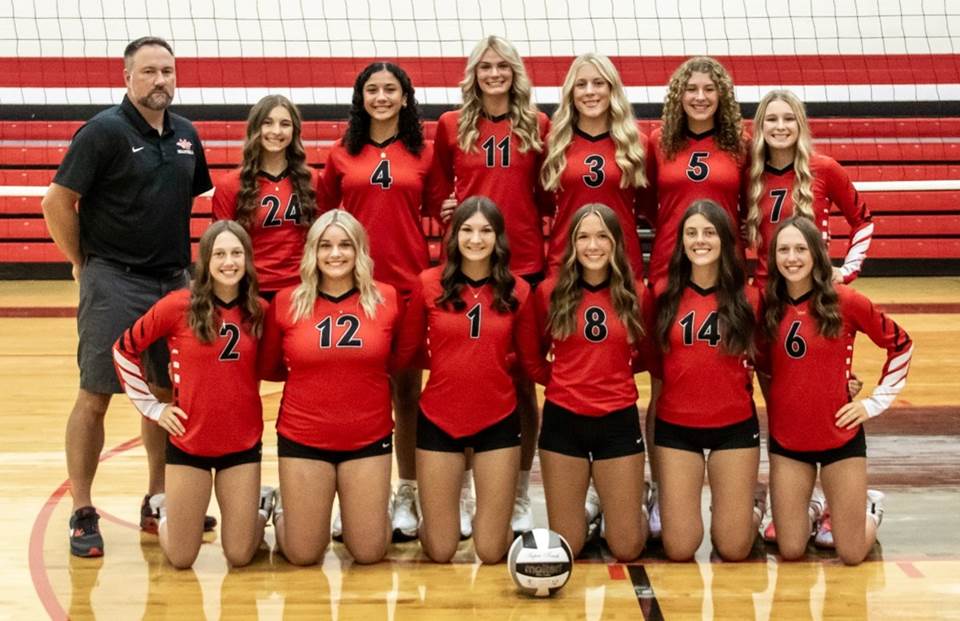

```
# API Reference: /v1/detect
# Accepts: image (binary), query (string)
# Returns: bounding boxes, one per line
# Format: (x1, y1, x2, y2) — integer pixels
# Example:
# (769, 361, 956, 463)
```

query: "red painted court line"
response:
(98, 509, 141, 531)
(608, 563, 627, 580)
(28, 437, 143, 621)
(897, 561, 925, 578)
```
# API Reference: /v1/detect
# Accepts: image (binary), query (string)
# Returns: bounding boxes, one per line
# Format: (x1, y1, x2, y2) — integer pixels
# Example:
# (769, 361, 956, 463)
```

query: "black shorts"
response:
(654, 415, 760, 454)
(277, 432, 393, 465)
(165, 440, 262, 472)
(416, 409, 521, 454)
(538, 400, 645, 461)
(520, 271, 545, 289)
(768, 428, 867, 466)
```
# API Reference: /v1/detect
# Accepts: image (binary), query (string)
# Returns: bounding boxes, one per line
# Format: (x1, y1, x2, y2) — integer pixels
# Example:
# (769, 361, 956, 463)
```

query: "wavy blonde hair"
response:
(290, 210, 382, 322)
(541, 53, 647, 191)
(457, 36, 542, 154)
(746, 89, 815, 247)
(547, 204, 645, 344)
(659, 56, 744, 161)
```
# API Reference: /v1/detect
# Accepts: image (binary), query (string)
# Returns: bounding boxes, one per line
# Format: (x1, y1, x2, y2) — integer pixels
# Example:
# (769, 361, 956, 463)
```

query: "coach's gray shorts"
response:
(77, 257, 188, 394)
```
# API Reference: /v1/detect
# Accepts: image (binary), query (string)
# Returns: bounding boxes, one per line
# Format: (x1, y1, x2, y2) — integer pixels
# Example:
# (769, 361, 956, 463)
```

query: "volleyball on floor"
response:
(507, 528, 573, 597)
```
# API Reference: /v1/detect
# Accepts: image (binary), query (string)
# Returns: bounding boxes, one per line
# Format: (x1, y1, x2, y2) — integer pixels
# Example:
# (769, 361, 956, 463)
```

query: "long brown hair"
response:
(659, 56, 744, 162)
(436, 196, 518, 314)
(763, 216, 842, 339)
(547, 203, 644, 343)
(188, 220, 264, 343)
(655, 200, 753, 355)
(236, 94, 316, 230)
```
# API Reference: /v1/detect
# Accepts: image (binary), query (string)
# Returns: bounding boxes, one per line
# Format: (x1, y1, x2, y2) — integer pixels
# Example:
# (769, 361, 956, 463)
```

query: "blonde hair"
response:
(547, 204, 645, 344)
(457, 36, 543, 154)
(290, 210, 383, 322)
(541, 53, 647, 191)
(659, 56, 744, 161)
(746, 89, 815, 247)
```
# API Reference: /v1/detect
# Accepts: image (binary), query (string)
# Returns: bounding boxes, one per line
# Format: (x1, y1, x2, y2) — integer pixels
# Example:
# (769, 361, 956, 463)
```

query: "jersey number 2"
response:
(370, 159, 393, 189)
(219, 323, 241, 361)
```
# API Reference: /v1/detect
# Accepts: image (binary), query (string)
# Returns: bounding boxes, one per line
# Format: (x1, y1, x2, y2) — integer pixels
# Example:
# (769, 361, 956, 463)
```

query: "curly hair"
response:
(763, 216, 842, 339)
(659, 56, 744, 161)
(344, 62, 425, 156)
(435, 196, 518, 314)
(235, 94, 317, 231)
(290, 210, 383, 322)
(655, 200, 754, 355)
(547, 203, 645, 343)
(457, 36, 543, 154)
(540, 53, 647, 191)
(746, 89, 816, 248)
(188, 220, 264, 343)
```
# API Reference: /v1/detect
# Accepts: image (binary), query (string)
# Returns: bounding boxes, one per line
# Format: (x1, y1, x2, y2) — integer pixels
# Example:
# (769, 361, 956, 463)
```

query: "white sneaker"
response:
(460, 485, 475, 539)
(647, 485, 662, 540)
(814, 511, 834, 548)
(809, 488, 826, 535)
(331, 509, 343, 541)
(272, 489, 283, 527)
(753, 482, 768, 523)
(584, 482, 602, 524)
(391, 482, 419, 540)
(258, 486, 275, 522)
(149, 492, 167, 522)
(867, 489, 885, 528)
(511, 495, 534, 534)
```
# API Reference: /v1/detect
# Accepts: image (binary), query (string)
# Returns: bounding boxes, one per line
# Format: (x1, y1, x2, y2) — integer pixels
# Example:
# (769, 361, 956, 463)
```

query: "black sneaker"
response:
(70, 506, 104, 558)
(140, 494, 218, 533)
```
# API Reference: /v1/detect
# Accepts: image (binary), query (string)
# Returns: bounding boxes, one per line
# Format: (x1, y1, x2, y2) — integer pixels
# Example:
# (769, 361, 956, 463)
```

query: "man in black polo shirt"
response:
(42, 36, 213, 558)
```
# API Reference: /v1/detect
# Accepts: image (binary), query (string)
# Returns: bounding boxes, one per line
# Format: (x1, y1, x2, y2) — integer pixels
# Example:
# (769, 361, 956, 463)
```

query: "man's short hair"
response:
(123, 37, 174, 68)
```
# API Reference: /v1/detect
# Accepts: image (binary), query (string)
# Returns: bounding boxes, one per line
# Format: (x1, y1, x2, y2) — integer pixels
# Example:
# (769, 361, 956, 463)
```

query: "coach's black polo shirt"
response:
(53, 95, 213, 272)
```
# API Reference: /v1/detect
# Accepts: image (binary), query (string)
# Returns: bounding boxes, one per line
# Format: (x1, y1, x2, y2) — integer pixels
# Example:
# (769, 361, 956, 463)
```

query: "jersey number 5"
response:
(686, 151, 710, 182)
(370, 159, 393, 189)
(316, 315, 363, 348)
(219, 323, 241, 361)
(583, 155, 605, 188)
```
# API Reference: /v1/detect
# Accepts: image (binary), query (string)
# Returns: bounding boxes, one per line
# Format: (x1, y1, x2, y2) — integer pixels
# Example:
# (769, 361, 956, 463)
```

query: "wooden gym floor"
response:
(0, 277, 958, 620)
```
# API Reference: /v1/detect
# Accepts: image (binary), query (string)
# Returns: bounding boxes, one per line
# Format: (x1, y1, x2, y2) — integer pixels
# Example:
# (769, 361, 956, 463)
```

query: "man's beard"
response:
(138, 88, 172, 111)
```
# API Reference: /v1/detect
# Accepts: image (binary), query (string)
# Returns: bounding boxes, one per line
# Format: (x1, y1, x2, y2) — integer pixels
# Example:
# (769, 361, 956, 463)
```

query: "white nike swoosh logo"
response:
(131, 146, 144, 153)
(381, 442, 391, 448)
(753, 433, 760, 439)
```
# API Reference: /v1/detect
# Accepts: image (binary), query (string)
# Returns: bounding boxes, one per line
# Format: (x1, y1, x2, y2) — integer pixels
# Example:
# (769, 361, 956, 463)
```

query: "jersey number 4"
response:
(370, 159, 393, 189)
(316, 315, 363, 348)
(679, 310, 721, 347)
(262, 194, 302, 227)
(219, 323, 241, 361)
(583, 154, 605, 188)
(686, 151, 710, 182)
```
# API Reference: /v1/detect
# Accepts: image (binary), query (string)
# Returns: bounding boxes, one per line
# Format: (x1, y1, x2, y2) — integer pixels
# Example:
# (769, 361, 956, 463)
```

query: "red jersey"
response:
(317, 139, 437, 296)
(113, 289, 264, 457)
(650, 283, 759, 428)
(258, 283, 406, 451)
(212, 168, 316, 292)
(534, 278, 648, 416)
(403, 266, 545, 437)
(646, 127, 747, 286)
(546, 128, 647, 278)
(754, 153, 873, 284)
(431, 110, 552, 276)
(760, 286, 913, 451)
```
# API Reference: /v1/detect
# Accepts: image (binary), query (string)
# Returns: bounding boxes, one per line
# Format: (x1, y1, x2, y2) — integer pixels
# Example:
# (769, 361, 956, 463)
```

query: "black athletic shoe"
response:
(140, 494, 218, 533)
(70, 506, 104, 558)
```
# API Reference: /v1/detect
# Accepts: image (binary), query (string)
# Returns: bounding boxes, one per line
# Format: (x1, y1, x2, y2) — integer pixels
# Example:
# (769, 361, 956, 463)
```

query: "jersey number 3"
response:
(370, 159, 393, 189)
(583, 155, 605, 188)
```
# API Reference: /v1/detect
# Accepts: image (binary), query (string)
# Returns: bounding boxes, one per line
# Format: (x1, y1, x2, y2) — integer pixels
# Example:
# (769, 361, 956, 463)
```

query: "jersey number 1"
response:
(466, 303, 482, 339)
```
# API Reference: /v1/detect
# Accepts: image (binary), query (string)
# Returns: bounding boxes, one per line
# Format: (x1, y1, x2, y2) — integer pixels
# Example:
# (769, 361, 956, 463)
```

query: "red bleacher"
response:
(2, 118, 959, 270)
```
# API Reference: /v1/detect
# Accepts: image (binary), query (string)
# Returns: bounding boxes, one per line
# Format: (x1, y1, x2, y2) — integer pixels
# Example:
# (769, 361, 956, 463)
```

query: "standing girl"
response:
(212, 95, 317, 300)
(746, 89, 873, 286)
(532, 203, 649, 561)
(432, 35, 551, 534)
(317, 62, 438, 539)
(650, 200, 763, 562)
(760, 216, 911, 565)
(114, 220, 269, 569)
